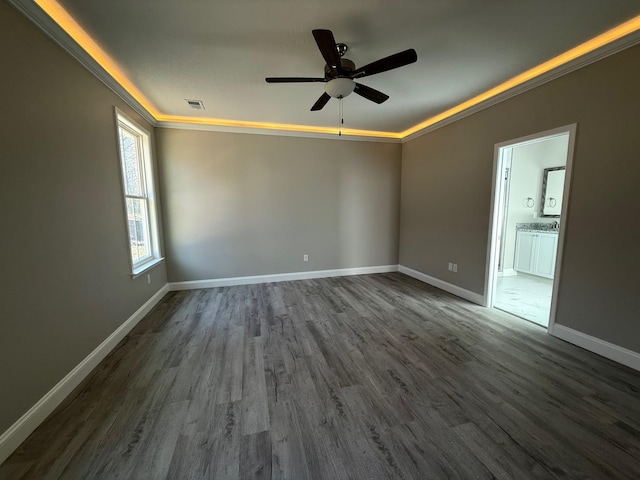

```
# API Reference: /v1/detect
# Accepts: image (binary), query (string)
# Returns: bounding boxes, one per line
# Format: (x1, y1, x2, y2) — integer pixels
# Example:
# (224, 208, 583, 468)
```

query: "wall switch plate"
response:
(147, 274, 151, 284)
(304, 254, 309, 262)
(453, 264, 458, 273)
(448, 262, 453, 271)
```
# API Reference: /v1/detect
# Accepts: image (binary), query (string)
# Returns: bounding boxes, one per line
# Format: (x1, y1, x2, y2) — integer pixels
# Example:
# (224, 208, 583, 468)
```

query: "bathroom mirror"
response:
(541, 166, 565, 217)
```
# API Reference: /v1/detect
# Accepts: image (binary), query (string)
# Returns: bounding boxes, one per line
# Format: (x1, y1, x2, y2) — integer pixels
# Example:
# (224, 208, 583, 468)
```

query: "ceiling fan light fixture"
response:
(325, 78, 355, 99)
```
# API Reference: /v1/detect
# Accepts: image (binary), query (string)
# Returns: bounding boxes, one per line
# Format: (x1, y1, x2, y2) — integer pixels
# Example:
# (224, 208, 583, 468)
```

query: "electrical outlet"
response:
(448, 262, 453, 271)
(147, 274, 151, 284)
(303, 254, 309, 262)
(453, 264, 458, 273)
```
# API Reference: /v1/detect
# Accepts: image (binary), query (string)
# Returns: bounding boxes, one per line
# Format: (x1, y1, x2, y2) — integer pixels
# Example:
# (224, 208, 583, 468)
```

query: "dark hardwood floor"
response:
(2, 273, 640, 479)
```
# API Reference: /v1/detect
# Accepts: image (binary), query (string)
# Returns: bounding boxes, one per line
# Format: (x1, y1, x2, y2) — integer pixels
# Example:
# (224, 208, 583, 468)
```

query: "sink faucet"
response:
(551, 221, 559, 229)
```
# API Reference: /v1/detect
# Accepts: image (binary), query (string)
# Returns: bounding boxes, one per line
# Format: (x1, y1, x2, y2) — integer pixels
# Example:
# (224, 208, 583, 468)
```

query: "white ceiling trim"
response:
(10, 0, 640, 143)
(401, 30, 640, 143)
(8, 0, 157, 126)
(156, 122, 402, 143)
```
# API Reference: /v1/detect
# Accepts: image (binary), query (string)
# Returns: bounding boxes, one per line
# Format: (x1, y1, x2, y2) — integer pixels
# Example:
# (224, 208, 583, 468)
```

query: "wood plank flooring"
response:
(2, 273, 640, 479)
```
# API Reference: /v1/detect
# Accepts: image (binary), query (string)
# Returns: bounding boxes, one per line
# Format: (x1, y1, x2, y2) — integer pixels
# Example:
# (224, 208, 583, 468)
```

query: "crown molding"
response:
(8, 0, 399, 142)
(10, 0, 640, 143)
(155, 121, 402, 143)
(8, 0, 157, 126)
(401, 30, 640, 143)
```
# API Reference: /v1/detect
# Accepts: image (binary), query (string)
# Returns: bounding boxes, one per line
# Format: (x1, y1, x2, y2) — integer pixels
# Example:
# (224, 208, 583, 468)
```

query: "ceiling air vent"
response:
(186, 99, 205, 110)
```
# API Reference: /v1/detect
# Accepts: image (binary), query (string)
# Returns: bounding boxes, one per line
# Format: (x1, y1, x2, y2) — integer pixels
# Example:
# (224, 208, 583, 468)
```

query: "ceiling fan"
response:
(266, 29, 417, 111)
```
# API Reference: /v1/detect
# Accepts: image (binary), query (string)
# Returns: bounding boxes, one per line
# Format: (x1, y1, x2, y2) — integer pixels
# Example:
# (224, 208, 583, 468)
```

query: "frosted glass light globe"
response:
(325, 78, 355, 98)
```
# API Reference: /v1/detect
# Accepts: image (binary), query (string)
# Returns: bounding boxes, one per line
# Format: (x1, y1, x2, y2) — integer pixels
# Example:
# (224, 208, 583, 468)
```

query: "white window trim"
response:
(130, 257, 164, 279)
(114, 107, 164, 277)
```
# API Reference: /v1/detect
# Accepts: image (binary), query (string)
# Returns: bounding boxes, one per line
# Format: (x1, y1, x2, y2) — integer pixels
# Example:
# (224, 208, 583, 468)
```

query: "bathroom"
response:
(492, 132, 570, 327)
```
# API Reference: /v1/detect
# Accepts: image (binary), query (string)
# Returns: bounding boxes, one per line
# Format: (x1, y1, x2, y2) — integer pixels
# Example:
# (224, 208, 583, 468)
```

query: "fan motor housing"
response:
(325, 58, 355, 78)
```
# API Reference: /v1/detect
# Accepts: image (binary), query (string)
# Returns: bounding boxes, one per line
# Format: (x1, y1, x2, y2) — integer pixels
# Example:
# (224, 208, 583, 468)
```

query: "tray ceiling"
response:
(20, 0, 640, 137)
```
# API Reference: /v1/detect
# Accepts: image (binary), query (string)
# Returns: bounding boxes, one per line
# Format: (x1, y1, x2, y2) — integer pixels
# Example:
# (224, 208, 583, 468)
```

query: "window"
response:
(115, 109, 162, 275)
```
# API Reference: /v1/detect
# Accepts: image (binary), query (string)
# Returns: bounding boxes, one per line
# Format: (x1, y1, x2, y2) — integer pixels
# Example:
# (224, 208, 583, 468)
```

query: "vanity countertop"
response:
(516, 222, 559, 233)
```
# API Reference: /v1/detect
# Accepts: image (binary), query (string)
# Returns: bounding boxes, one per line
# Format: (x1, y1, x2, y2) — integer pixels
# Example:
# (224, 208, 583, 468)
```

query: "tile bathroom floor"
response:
(494, 273, 553, 327)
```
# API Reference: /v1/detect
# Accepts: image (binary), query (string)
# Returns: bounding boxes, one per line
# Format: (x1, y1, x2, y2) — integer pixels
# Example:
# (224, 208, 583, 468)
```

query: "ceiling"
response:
(25, 0, 640, 136)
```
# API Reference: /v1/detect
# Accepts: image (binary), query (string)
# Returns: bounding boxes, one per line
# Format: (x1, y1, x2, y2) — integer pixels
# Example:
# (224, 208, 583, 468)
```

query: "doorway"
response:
(486, 125, 576, 329)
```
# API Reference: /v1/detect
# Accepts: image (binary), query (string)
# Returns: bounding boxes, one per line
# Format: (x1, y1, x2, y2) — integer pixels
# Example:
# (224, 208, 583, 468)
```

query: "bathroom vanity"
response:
(514, 224, 558, 279)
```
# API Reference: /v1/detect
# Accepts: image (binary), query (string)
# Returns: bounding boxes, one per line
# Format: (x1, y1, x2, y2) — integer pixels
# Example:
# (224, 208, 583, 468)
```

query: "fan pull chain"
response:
(339, 97, 344, 136)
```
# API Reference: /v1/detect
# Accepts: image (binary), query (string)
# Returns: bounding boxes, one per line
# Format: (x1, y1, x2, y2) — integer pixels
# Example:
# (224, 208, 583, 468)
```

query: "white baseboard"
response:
(398, 265, 485, 305)
(169, 265, 399, 291)
(550, 324, 640, 372)
(0, 284, 170, 465)
(498, 268, 518, 277)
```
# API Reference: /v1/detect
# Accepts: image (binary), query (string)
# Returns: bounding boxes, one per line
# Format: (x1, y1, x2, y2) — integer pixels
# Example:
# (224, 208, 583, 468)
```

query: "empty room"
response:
(2, 0, 640, 478)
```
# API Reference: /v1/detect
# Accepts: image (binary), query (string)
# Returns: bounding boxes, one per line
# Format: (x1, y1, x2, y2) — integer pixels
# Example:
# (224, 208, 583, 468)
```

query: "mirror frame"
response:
(540, 166, 565, 218)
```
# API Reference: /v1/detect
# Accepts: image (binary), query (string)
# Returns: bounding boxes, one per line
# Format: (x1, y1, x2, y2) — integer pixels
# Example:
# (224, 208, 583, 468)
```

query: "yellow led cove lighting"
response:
(35, 0, 640, 139)
(400, 13, 640, 138)
(154, 114, 401, 139)
(34, 0, 159, 116)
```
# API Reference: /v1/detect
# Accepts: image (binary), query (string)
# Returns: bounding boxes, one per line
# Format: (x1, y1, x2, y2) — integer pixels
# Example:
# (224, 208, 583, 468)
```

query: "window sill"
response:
(131, 257, 165, 279)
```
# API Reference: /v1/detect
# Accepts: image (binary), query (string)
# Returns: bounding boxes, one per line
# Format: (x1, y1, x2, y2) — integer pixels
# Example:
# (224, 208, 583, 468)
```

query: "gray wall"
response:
(400, 44, 640, 353)
(157, 129, 401, 281)
(0, 3, 168, 434)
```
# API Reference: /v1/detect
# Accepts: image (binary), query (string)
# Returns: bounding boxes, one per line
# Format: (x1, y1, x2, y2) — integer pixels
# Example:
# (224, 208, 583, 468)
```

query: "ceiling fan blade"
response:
(354, 83, 389, 104)
(310, 92, 331, 111)
(312, 29, 343, 74)
(265, 77, 326, 83)
(350, 49, 417, 79)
